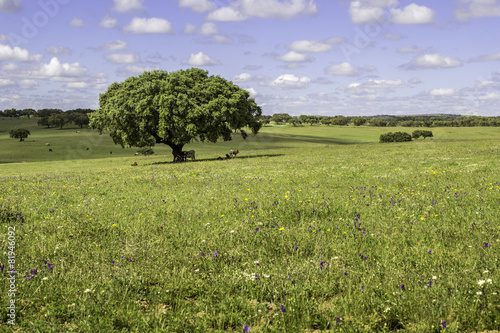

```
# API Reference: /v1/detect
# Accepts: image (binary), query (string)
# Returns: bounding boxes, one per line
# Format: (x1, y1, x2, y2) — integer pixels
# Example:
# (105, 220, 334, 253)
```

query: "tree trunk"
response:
(170, 144, 185, 163)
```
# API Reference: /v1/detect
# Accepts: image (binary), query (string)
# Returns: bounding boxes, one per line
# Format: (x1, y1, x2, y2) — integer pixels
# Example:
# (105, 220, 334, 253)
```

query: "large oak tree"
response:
(89, 68, 262, 161)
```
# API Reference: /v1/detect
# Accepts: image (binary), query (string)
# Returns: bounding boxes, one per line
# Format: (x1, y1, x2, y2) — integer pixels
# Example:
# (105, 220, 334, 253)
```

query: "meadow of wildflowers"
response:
(0, 127, 499, 332)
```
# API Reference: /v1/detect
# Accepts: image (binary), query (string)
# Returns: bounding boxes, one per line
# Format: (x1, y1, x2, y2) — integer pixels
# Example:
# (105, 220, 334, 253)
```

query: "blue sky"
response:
(0, 0, 499, 116)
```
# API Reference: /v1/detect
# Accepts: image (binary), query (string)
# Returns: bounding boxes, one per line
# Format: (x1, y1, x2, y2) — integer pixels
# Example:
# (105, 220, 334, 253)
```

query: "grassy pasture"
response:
(0, 119, 499, 332)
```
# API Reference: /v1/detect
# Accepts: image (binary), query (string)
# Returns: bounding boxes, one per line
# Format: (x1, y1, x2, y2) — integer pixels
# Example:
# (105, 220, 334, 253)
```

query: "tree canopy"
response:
(89, 68, 262, 161)
(9, 128, 30, 141)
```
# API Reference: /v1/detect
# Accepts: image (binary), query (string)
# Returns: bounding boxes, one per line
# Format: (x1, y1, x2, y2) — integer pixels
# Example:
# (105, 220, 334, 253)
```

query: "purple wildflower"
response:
(485, 243, 490, 247)
(214, 252, 218, 256)
(361, 286, 364, 291)
(401, 284, 406, 291)
(441, 321, 446, 328)
(429, 250, 433, 254)
(281, 305, 286, 313)
(344, 271, 347, 275)
(48, 263, 53, 270)
(336, 317, 341, 322)
(243, 325, 250, 332)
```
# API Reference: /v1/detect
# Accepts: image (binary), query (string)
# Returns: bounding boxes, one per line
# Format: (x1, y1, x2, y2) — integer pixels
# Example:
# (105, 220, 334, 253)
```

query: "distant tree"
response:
(71, 113, 90, 128)
(49, 113, 70, 129)
(380, 132, 412, 143)
(412, 130, 422, 139)
(20, 108, 36, 119)
(37, 117, 50, 128)
(421, 130, 433, 139)
(298, 115, 308, 124)
(321, 117, 332, 126)
(9, 128, 30, 141)
(305, 116, 319, 125)
(3, 109, 20, 117)
(89, 68, 262, 162)
(288, 117, 301, 127)
(331, 116, 350, 126)
(352, 117, 367, 126)
(37, 108, 62, 118)
(271, 113, 292, 124)
(260, 115, 271, 125)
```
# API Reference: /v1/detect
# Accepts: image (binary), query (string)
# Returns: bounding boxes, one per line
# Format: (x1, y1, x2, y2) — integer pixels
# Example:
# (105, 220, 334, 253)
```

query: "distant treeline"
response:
(0, 108, 95, 129)
(3, 108, 500, 128)
(261, 113, 500, 127)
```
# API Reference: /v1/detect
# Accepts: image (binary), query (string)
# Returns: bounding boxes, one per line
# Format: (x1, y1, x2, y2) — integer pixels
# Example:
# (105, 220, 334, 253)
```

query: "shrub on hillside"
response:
(136, 147, 155, 156)
(380, 132, 412, 143)
(412, 130, 433, 139)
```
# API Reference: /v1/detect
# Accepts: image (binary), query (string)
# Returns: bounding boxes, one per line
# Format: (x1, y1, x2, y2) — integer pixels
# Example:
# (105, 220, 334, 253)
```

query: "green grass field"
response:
(1, 118, 499, 332)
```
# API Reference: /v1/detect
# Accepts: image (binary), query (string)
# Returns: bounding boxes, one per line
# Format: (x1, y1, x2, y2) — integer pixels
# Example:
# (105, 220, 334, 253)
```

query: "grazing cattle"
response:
(45, 143, 50, 146)
(226, 154, 231, 159)
(49, 149, 52, 152)
(110, 151, 112, 154)
(131, 162, 137, 166)
(86, 147, 89, 150)
(76, 131, 80, 133)
(134, 152, 139, 156)
(229, 149, 239, 157)
(174, 154, 185, 163)
(183, 150, 195, 161)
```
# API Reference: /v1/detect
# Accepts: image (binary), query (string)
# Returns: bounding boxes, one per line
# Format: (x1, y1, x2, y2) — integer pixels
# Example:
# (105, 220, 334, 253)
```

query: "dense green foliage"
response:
(8, 128, 30, 141)
(412, 130, 434, 139)
(89, 68, 262, 162)
(380, 131, 413, 143)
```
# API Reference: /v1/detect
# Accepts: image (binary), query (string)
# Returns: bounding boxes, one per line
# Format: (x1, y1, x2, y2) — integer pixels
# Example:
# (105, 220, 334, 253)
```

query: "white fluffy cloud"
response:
(245, 87, 258, 97)
(208, 0, 318, 21)
(113, 0, 145, 12)
(179, 0, 216, 12)
(286, 38, 343, 53)
(0, 0, 21, 12)
(124, 17, 174, 34)
(478, 92, 500, 100)
(0, 44, 42, 62)
(454, 0, 500, 20)
(232, 73, 253, 83)
(470, 52, 500, 62)
(341, 78, 405, 95)
(430, 88, 456, 96)
(105, 53, 141, 64)
(70, 17, 84, 27)
(397, 45, 421, 53)
(46, 46, 72, 56)
(276, 51, 312, 63)
(269, 74, 311, 89)
(100, 16, 118, 28)
(182, 52, 220, 66)
(0, 34, 9, 42)
(38, 57, 88, 77)
(99, 40, 128, 51)
(66, 82, 89, 89)
(349, 1, 386, 24)
(0, 78, 15, 87)
(403, 53, 463, 69)
(325, 62, 360, 76)
(18, 79, 38, 88)
(199, 22, 218, 35)
(1, 62, 17, 70)
(390, 4, 435, 24)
